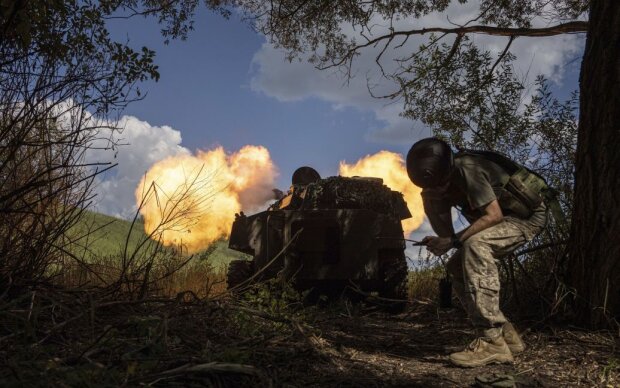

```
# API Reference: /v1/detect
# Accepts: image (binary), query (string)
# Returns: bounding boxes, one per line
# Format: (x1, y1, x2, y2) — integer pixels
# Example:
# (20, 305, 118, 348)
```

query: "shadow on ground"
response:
(257, 301, 618, 387)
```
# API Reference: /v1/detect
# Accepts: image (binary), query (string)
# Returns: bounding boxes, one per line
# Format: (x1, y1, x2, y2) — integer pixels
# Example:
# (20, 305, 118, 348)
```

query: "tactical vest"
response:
(457, 149, 566, 227)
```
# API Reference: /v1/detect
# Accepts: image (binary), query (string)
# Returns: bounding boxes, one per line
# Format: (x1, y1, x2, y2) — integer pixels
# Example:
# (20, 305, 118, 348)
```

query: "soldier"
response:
(291, 166, 321, 187)
(406, 138, 549, 368)
(269, 166, 321, 210)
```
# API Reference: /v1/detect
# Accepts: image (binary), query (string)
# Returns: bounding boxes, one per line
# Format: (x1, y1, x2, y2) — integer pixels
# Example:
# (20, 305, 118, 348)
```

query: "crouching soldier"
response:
(406, 138, 556, 368)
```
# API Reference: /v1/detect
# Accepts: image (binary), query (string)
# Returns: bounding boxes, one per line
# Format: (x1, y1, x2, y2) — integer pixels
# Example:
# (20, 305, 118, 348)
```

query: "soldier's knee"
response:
(461, 235, 492, 266)
(462, 234, 482, 252)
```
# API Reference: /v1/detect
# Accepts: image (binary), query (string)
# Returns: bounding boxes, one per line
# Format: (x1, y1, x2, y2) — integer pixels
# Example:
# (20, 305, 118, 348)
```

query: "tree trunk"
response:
(568, 0, 620, 328)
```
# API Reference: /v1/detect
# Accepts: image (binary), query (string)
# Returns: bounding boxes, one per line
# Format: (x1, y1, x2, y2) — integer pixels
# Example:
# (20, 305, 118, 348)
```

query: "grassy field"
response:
(67, 211, 442, 297)
(68, 210, 243, 271)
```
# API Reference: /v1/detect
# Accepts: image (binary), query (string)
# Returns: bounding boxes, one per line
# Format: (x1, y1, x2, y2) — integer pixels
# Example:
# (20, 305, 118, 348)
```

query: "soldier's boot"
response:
(503, 322, 525, 354)
(449, 336, 514, 368)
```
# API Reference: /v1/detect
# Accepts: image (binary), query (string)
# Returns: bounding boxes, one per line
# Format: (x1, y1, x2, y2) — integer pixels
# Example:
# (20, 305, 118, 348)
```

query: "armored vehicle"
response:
(227, 176, 411, 309)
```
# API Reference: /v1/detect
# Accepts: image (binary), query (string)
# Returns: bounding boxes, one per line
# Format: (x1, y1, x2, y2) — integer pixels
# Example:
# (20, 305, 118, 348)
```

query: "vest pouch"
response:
(498, 188, 533, 218)
(505, 168, 545, 214)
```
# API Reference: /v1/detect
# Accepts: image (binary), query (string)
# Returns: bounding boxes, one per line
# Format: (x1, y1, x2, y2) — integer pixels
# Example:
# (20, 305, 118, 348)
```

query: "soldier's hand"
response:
(424, 236, 452, 256)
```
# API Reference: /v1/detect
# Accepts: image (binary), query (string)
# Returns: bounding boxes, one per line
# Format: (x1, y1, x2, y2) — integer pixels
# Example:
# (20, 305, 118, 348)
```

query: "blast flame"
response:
(339, 151, 424, 236)
(136, 145, 277, 253)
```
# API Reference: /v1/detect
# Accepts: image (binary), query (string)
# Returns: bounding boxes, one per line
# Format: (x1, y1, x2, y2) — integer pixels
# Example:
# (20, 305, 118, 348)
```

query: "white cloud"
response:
(7, 101, 188, 220)
(250, 1, 585, 144)
(84, 116, 190, 218)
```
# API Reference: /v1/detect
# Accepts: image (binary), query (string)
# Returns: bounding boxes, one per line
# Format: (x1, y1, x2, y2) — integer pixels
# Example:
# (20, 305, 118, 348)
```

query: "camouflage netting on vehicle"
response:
(288, 176, 411, 220)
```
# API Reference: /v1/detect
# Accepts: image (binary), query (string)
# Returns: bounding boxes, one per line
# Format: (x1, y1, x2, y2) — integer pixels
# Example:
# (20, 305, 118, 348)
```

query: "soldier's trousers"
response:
(447, 207, 547, 338)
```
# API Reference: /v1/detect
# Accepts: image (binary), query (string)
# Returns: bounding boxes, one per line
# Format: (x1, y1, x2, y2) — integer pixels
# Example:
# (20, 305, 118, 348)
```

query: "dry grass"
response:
(0, 236, 617, 386)
(0, 287, 617, 387)
(408, 265, 445, 302)
(56, 253, 228, 298)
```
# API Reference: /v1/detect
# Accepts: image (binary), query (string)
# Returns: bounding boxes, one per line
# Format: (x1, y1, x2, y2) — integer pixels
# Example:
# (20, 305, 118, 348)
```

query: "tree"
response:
(0, 0, 154, 291)
(0, 0, 227, 292)
(568, 0, 620, 327)
(229, 0, 618, 327)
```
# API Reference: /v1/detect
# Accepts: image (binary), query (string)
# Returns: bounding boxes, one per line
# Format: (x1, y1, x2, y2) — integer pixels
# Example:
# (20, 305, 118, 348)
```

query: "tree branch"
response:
(355, 21, 587, 51)
(488, 36, 516, 79)
(327, 21, 586, 69)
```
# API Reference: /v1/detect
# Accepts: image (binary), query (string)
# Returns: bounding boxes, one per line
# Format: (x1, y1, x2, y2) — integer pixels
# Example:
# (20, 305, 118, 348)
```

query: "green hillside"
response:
(69, 211, 149, 258)
(69, 211, 243, 270)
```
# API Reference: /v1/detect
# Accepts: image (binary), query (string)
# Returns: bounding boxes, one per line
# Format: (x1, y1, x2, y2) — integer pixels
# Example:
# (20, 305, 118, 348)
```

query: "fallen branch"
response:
(141, 362, 269, 386)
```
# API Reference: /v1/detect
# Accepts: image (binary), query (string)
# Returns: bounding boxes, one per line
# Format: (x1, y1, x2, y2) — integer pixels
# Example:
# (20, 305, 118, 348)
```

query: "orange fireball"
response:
(339, 150, 424, 236)
(136, 145, 277, 253)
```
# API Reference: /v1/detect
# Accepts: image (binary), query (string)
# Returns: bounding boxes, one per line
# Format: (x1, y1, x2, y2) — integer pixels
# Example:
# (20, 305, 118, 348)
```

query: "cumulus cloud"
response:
(84, 116, 190, 219)
(250, 1, 584, 144)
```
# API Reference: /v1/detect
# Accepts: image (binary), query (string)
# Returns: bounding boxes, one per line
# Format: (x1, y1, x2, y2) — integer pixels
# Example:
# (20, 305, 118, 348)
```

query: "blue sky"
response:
(95, 3, 585, 243)
(106, 9, 407, 187)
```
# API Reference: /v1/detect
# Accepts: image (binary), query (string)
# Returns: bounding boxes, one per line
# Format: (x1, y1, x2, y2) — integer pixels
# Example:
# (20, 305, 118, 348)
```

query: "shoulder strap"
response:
(455, 149, 521, 175)
(457, 148, 553, 183)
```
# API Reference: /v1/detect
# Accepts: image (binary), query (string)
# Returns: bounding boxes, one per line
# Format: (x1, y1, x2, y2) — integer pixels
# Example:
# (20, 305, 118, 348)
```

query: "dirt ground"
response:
(218, 301, 613, 388)
(150, 298, 620, 387)
(272, 302, 620, 387)
(1, 295, 618, 387)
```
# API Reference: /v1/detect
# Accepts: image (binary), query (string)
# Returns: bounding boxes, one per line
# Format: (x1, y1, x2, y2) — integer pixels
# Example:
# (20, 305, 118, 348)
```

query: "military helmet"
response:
(406, 138, 453, 188)
(292, 166, 321, 185)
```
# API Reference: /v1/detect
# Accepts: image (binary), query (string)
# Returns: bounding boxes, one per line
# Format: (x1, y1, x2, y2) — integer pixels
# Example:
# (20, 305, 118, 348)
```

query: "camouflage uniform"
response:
(447, 206, 546, 338)
(422, 154, 548, 339)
